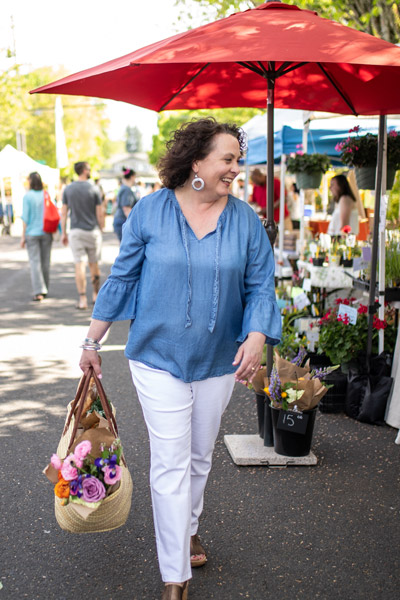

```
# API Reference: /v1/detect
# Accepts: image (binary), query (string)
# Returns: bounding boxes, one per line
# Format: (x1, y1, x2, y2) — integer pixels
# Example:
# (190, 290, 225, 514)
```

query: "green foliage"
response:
(286, 152, 331, 175)
(149, 107, 263, 165)
(276, 307, 308, 360)
(337, 131, 400, 169)
(175, 0, 400, 43)
(317, 299, 397, 364)
(0, 58, 112, 177)
(387, 172, 400, 221)
(385, 236, 400, 286)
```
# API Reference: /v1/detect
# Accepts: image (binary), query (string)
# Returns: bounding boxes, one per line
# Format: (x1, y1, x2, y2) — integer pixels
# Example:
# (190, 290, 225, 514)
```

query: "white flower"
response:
(286, 388, 305, 404)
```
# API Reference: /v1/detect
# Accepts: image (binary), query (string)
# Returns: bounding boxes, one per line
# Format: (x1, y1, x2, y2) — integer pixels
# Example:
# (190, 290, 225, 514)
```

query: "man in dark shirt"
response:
(61, 161, 104, 309)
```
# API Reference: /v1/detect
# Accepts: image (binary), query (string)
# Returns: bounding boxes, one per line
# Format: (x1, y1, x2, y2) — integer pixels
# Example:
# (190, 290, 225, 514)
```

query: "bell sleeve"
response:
(237, 218, 281, 346)
(92, 204, 145, 322)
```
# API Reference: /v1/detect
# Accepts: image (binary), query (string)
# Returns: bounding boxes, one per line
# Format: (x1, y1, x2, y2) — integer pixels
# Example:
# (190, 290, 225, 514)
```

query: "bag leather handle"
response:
(64, 367, 119, 454)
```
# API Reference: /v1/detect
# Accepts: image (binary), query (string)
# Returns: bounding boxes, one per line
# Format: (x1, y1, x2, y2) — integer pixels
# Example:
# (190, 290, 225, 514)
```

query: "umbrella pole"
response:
(366, 115, 385, 361)
(265, 73, 278, 380)
(378, 117, 388, 355)
(263, 72, 278, 447)
(265, 74, 277, 247)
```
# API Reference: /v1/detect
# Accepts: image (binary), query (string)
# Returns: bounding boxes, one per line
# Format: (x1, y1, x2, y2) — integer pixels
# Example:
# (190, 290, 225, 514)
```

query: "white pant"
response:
(129, 360, 235, 583)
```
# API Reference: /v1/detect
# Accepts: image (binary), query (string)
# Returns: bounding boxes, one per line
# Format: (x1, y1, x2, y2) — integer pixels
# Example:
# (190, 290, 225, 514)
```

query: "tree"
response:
(149, 107, 263, 166)
(125, 125, 143, 153)
(177, 0, 400, 43)
(0, 57, 113, 178)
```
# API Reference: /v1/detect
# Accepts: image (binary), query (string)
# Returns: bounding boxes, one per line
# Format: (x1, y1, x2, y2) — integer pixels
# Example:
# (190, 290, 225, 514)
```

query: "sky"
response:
(0, 0, 205, 150)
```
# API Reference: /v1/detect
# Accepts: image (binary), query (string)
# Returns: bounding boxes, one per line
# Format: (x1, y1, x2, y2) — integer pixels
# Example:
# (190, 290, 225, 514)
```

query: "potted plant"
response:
(317, 297, 397, 367)
(287, 149, 331, 190)
(336, 127, 400, 190)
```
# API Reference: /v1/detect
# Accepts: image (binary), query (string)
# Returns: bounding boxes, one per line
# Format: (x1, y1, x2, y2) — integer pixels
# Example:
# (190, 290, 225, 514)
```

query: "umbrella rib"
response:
(237, 61, 266, 77)
(317, 63, 358, 115)
(277, 62, 307, 77)
(158, 63, 211, 111)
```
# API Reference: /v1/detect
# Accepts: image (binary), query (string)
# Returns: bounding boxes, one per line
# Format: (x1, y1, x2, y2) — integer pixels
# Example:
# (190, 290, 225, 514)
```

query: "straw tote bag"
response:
(51, 368, 133, 533)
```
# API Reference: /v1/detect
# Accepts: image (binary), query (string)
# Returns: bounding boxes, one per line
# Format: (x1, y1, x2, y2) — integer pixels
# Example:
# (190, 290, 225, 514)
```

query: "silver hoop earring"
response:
(192, 175, 205, 191)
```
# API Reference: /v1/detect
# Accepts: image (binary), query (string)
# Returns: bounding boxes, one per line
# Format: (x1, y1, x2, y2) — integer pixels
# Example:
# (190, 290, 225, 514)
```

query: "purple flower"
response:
(269, 366, 282, 404)
(291, 347, 307, 366)
(69, 475, 84, 498)
(82, 475, 106, 502)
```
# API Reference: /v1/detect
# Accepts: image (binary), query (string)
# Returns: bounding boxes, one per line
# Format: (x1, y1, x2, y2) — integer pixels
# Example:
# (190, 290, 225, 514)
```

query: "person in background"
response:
(327, 174, 359, 236)
(78, 117, 281, 600)
(20, 172, 53, 301)
(288, 181, 301, 228)
(113, 167, 139, 242)
(250, 167, 292, 229)
(151, 181, 162, 193)
(61, 161, 104, 309)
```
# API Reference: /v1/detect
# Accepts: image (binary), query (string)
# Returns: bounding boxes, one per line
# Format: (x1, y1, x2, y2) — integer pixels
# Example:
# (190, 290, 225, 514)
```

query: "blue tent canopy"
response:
(243, 118, 400, 166)
(244, 125, 350, 165)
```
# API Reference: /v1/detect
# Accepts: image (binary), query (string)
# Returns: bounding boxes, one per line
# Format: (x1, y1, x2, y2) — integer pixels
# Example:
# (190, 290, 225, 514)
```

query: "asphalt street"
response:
(0, 224, 399, 600)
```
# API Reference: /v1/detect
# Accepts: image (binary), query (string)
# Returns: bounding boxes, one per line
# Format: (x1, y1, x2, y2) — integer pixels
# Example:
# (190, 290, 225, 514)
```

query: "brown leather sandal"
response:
(162, 581, 189, 600)
(190, 534, 207, 567)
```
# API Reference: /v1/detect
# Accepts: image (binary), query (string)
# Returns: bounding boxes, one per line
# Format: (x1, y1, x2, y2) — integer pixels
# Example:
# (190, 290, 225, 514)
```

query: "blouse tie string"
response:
(208, 219, 222, 333)
(179, 213, 193, 328)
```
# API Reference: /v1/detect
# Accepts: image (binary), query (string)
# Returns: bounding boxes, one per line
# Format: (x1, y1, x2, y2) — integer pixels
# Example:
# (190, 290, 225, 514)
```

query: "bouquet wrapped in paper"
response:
(264, 349, 339, 412)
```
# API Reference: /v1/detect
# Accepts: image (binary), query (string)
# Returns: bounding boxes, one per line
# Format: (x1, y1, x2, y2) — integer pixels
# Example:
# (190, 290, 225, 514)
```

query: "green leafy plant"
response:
(287, 151, 331, 174)
(317, 297, 397, 365)
(385, 237, 400, 287)
(336, 128, 400, 169)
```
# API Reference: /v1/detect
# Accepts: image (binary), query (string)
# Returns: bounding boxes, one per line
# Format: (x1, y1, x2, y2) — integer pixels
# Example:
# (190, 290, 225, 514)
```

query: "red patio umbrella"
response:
(32, 0, 400, 368)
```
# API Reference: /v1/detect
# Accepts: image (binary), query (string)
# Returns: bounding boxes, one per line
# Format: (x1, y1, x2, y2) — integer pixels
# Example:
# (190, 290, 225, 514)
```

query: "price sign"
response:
(293, 292, 311, 310)
(338, 303, 358, 325)
(277, 410, 309, 434)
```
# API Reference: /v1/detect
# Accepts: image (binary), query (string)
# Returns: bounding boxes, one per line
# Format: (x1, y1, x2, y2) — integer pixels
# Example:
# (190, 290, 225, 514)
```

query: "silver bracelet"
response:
(80, 340, 102, 351)
(80, 345, 100, 352)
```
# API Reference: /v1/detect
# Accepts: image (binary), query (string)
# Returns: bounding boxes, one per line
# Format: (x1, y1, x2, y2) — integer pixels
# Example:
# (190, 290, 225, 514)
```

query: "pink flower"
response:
(389, 130, 398, 138)
(296, 150, 304, 156)
(61, 454, 79, 481)
(103, 465, 122, 485)
(349, 126, 360, 133)
(73, 456, 83, 469)
(74, 440, 92, 461)
(50, 454, 62, 470)
(82, 476, 106, 502)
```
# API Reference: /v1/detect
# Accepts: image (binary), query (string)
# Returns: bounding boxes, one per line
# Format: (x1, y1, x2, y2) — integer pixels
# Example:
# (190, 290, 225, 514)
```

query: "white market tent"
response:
(0, 145, 59, 217)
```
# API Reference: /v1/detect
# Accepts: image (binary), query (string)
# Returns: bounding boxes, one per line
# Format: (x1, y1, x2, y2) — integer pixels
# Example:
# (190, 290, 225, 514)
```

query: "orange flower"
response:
(54, 478, 70, 499)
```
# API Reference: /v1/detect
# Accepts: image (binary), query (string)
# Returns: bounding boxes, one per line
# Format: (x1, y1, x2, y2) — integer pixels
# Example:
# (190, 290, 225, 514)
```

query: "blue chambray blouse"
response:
(93, 188, 281, 382)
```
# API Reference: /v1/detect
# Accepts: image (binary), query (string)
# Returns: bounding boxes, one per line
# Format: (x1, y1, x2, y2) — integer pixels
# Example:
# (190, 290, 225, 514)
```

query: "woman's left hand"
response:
(233, 332, 266, 383)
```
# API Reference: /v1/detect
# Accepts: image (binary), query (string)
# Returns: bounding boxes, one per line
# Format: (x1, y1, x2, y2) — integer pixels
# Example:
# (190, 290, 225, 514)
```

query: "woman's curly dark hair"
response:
(158, 118, 247, 189)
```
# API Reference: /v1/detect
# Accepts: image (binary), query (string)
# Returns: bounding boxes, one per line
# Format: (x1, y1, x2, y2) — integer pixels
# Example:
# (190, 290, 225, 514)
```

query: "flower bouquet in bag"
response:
(43, 368, 133, 533)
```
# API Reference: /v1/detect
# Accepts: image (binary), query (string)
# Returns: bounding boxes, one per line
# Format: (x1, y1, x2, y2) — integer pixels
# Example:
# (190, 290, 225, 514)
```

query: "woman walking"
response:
(113, 167, 138, 241)
(21, 172, 54, 301)
(79, 118, 281, 599)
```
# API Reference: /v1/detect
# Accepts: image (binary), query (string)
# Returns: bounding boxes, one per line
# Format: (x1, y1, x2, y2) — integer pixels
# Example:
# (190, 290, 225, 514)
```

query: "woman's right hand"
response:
(79, 349, 102, 379)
